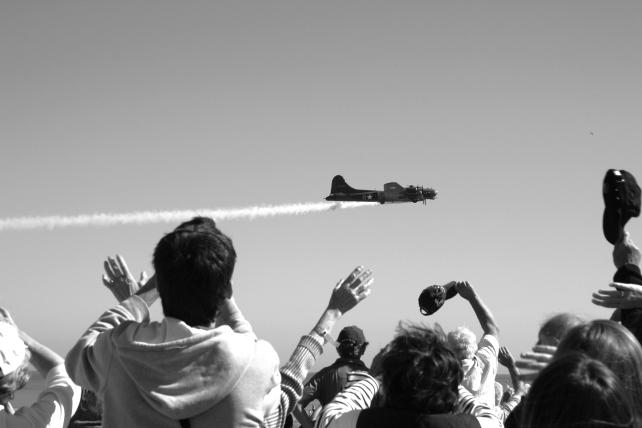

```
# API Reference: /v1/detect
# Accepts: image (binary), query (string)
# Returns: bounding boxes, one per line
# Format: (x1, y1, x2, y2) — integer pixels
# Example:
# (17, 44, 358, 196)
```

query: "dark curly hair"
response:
(0, 351, 31, 405)
(380, 322, 462, 414)
(153, 217, 236, 327)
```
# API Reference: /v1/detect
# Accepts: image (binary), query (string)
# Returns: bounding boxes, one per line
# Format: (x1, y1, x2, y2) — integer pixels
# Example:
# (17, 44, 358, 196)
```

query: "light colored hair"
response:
(538, 313, 584, 346)
(0, 351, 31, 405)
(447, 327, 478, 360)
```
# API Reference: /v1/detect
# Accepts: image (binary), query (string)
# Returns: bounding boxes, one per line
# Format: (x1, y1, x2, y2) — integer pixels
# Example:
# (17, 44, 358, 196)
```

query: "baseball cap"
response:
(419, 283, 458, 316)
(338, 326, 366, 345)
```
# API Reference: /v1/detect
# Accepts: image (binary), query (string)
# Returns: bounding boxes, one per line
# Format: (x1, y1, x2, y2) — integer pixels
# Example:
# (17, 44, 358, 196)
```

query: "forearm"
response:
(66, 296, 149, 389)
(311, 308, 342, 341)
(215, 297, 253, 335)
(19, 331, 64, 376)
(507, 365, 521, 390)
(469, 296, 499, 336)
(264, 335, 324, 428)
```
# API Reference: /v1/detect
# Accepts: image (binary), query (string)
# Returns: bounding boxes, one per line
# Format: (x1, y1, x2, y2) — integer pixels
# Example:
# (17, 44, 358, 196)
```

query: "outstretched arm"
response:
(456, 281, 499, 337)
(592, 282, 642, 310)
(267, 266, 373, 428)
(498, 346, 522, 391)
(613, 231, 641, 269)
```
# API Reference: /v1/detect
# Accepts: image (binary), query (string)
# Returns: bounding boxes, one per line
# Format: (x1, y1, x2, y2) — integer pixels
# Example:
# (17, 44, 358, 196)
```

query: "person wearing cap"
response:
(295, 325, 369, 424)
(0, 308, 81, 427)
(315, 323, 501, 428)
(446, 281, 500, 408)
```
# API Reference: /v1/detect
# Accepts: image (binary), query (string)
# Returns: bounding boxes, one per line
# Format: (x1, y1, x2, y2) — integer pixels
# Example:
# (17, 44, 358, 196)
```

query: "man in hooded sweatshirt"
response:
(65, 217, 373, 428)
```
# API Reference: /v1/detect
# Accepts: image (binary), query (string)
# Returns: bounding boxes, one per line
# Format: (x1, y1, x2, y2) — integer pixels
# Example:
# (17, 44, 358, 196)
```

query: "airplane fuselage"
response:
(325, 191, 423, 204)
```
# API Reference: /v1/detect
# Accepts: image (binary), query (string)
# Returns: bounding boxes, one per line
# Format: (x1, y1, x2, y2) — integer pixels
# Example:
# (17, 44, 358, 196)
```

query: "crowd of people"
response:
(0, 168, 641, 428)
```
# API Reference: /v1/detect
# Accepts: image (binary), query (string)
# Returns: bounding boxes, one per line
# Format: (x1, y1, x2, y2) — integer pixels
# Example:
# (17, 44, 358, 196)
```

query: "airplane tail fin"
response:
(330, 175, 357, 193)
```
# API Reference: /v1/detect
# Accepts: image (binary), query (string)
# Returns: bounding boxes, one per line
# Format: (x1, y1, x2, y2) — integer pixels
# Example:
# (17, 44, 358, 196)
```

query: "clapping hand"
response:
(102, 254, 148, 302)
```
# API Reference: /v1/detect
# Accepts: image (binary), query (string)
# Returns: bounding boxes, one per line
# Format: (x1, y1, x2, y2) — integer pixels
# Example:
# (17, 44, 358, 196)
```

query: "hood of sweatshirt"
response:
(109, 320, 258, 420)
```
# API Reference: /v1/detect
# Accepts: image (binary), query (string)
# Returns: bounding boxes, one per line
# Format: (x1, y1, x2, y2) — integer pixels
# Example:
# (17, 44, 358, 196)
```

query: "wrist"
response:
(312, 326, 338, 347)
(322, 308, 342, 320)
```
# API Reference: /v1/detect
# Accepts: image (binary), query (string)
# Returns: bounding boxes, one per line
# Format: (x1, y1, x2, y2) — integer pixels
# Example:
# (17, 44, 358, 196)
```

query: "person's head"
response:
(537, 313, 584, 346)
(446, 326, 477, 360)
(337, 326, 368, 360)
(0, 322, 30, 405)
(379, 322, 462, 414)
(555, 319, 642, 410)
(522, 353, 638, 428)
(153, 217, 236, 327)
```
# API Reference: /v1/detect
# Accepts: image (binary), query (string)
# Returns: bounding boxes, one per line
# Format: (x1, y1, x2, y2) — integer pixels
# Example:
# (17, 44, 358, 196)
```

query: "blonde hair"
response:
(447, 327, 478, 360)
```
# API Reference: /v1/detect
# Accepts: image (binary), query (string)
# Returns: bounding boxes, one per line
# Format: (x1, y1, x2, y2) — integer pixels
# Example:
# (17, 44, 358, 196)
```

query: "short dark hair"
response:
(380, 323, 462, 414)
(153, 217, 236, 327)
(522, 353, 638, 428)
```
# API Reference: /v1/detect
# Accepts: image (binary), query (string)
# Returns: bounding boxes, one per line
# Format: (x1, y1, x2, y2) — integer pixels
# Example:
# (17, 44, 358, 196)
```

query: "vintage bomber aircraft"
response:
(325, 175, 437, 205)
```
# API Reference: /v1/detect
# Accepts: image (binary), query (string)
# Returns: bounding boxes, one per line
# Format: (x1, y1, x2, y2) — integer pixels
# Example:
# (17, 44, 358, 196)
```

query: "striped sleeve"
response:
(456, 385, 502, 428)
(315, 375, 380, 428)
(264, 335, 324, 428)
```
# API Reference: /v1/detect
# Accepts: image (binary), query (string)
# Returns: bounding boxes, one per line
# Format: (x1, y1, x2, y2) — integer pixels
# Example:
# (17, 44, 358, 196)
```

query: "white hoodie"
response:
(66, 296, 281, 428)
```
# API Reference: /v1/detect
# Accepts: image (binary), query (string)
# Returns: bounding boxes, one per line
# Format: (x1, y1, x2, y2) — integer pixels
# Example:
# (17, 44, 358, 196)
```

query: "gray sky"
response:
(2, 1, 642, 370)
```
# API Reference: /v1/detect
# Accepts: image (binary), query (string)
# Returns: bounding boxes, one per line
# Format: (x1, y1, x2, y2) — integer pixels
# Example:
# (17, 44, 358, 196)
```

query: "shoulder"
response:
(476, 335, 499, 361)
(326, 409, 361, 428)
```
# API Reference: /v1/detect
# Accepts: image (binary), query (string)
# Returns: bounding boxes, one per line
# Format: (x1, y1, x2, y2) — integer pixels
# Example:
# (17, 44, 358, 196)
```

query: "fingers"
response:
(139, 271, 148, 284)
(353, 279, 374, 298)
(108, 256, 123, 277)
(531, 345, 557, 354)
(515, 360, 547, 370)
(102, 274, 112, 287)
(592, 289, 629, 308)
(104, 259, 117, 279)
(519, 352, 553, 363)
(116, 255, 132, 279)
(610, 282, 642, 292)
(345, 266, 365, 284)
(350, 269, 373, 288)
(591, 298, 619, 308)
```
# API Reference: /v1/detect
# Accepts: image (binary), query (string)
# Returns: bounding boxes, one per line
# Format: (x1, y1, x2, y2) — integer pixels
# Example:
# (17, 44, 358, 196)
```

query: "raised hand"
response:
(455, 281, 477, 301)
(102, 254, 148, 302)
(327, 266, 373, 315)
(515, 344, 556, 380)
(498, 346, 516, 368)
(592, 281, 642, 310)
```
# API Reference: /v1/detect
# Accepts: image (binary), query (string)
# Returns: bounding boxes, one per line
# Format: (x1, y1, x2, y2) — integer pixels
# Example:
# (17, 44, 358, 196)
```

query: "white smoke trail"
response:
(0, 201, 376, 232)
